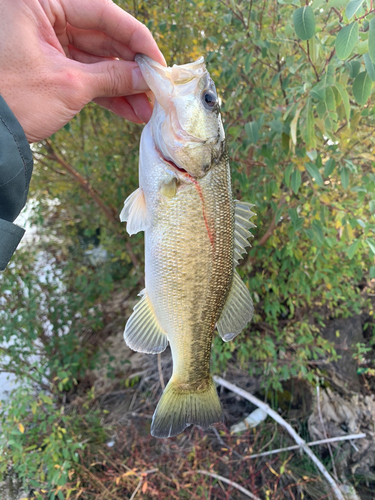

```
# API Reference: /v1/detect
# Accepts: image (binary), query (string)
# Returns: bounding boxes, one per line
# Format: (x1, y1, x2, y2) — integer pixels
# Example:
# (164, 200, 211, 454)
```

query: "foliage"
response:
(2, 0, 375, 494)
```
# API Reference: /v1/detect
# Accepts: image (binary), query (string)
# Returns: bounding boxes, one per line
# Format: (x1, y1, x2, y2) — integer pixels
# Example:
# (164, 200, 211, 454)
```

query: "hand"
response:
(0, 0, 165, 142)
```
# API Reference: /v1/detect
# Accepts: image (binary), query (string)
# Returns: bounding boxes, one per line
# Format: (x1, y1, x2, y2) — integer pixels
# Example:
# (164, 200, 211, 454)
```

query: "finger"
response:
(123, 93, 153, 123)
(66, 25, 135, 60)
(93, 96, 143, 123)
(78, 59, 150, 99)
(62, 0, 166, 66)
(68, 44, 116, 64)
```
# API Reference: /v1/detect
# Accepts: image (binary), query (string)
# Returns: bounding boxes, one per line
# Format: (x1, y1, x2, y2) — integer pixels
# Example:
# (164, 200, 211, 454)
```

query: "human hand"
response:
(0, 0, 165, 142)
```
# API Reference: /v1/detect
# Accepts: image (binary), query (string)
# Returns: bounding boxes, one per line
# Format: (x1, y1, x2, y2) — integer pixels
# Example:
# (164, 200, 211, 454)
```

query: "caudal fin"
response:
(151, 377, 222, 438)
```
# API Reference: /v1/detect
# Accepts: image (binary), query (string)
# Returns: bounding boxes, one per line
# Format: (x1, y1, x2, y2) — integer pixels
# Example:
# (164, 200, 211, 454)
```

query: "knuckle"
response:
(108, 62, 129, 96)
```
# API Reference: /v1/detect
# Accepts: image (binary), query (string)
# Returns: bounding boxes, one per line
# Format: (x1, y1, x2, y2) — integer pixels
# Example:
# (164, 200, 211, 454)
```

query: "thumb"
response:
(81, 59, 149, 99)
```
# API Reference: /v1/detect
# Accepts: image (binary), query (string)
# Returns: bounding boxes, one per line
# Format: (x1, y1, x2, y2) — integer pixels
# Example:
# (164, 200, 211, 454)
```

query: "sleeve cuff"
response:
(0, 218, 25, 271)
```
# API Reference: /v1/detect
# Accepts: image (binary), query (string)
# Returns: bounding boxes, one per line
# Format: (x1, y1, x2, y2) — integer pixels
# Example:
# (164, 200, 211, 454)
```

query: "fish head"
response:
(135, 54, 225, 180)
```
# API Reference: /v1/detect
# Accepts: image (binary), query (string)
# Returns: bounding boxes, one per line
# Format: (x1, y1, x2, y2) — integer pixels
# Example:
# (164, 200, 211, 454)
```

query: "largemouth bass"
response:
(120, 55, 255, 438)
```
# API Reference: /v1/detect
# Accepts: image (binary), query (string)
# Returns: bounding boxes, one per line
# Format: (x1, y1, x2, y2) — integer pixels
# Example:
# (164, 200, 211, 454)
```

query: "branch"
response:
(43, 139, 118, 224)
(258, 195, 286, 247)
(243, 433, 366, 460)
(213, 376, 346, 500)
(196, 470, 261, 500)
(41, 139, 139, 269)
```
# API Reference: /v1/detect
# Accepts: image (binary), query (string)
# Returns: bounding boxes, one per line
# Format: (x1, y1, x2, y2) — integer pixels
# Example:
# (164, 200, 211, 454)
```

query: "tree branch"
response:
(258, 195, 286, 247)
(41, 140, 139, 268)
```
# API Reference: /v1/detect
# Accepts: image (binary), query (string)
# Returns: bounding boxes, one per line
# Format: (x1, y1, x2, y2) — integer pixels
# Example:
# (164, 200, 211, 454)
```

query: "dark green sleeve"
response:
(0, 95, 33, 271)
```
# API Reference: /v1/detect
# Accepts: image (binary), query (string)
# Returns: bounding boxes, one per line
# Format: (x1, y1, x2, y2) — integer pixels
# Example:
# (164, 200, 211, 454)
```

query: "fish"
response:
(120, 54, 255, 438)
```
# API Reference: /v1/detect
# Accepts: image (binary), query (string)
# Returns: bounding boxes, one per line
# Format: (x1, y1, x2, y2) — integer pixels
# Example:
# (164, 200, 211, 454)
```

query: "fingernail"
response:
(132, 67, 149, 92)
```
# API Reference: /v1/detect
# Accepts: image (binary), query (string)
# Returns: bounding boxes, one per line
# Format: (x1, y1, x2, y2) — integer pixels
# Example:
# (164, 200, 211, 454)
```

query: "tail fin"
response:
(151, 377, 222, 438)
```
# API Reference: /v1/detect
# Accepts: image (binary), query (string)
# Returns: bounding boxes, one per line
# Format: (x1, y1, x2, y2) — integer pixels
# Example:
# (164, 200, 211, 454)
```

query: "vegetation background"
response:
(1, 0, 375, 498)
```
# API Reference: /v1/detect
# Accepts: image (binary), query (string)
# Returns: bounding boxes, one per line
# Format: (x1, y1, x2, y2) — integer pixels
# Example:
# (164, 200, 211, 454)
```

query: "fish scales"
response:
(121, 55, 255, 438)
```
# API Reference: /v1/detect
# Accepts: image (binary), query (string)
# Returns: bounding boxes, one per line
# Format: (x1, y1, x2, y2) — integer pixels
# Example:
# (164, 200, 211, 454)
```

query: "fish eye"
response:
(202, 90, 217, 110)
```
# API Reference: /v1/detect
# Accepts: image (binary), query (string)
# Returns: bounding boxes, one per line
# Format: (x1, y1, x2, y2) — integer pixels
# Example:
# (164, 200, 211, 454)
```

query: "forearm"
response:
(0, 95, 33, 271)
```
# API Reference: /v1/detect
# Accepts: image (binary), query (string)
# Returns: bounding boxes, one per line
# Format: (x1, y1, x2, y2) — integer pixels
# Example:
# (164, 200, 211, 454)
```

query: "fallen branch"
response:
(196, 470, 261, 500)
(243, 433, 366, 459)
(213, 375, 346, 500)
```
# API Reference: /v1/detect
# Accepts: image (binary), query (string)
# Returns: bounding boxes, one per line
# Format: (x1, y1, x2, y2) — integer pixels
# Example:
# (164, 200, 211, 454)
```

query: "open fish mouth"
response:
(154, 145, 196, 181)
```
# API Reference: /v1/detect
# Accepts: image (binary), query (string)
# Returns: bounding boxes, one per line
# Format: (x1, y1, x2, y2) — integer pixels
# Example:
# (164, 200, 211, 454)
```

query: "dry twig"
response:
(213, 376, 346, 500)
(243, 433, 366, 460)
(196, 470, 261, 500)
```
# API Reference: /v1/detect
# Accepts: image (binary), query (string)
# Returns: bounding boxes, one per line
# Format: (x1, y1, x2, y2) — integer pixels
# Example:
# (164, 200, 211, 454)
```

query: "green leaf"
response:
(346, 0, 364, 20)
(334, 83, 350, 122)
(305, 162, 323, 186)
(369, 18, 375, 64)
(324, 158, 336, 177)
(291, 169, 302, 194)
(366, 238, 375, 254)
(304, 99, 316, 149)
(284, 164, 294, 187)
(347, 60, 361, 79)
(364, 53, 375, 81)
(341, 166, 350, 189)
(370, 266, 375, 279)
(335, 22, 359, 60)
(293, 6, 315, 40)
(325, 86, 336, 111)
(347, 239, 361, 259)
(245, 121, 259, 144)
(353, 70, 372, 104)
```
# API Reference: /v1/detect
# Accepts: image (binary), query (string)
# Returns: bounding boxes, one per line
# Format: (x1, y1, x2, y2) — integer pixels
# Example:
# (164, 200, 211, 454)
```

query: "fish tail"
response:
(151, 376, 222, 438)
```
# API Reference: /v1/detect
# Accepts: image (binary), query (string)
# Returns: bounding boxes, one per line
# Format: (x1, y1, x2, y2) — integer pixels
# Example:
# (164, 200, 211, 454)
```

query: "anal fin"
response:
(124, 289, 168, 354)
(120, 187, 149, 235)
(217, 270, 253, 342)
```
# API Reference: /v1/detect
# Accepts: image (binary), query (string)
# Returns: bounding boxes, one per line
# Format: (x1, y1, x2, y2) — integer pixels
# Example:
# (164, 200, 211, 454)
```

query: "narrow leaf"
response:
(293, 6, 315, 41)
(304, 99, 316, 149)
(305, 162, 323, 186)
(341, 166, 350, 189)
(346, 0, 364, 20)
(353, 70, 372, 104)
(335, 22, 359, 60)
(369, 18, 375, 64)
(335, 83, 350, 123)
(291, 170, 302, 194)
(245, 121, 259, 144)
(324, 158, 336, 177)
(366, 238, 375, 254)
(290, 106, 302, 145)
(364, 53, 375, 81)
(347, 239, 361, 259)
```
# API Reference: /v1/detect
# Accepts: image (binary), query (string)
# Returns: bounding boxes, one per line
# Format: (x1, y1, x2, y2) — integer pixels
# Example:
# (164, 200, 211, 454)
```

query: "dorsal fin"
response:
(120, 188, 149, 236)
(234, 200, 256, 267)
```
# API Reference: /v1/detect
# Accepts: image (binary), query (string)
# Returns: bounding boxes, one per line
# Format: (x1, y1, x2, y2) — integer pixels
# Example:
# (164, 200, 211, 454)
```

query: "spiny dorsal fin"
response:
(120, 187, 149, 236)
(217, 270, 253, 342)
(234, 200, 256, 267)
(124, 289, 168, 354)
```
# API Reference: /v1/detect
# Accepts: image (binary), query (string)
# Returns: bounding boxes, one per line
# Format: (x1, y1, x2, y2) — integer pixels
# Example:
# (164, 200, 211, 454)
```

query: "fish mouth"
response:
(155, 146, 192, 178)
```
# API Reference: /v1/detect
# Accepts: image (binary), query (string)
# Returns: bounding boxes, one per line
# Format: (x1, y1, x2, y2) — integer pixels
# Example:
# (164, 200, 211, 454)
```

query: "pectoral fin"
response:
(234, 200, 256, 267)
(120, 187, 149, 235)
(217, 271, 253, 342)
(124, 289, 168, 354)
